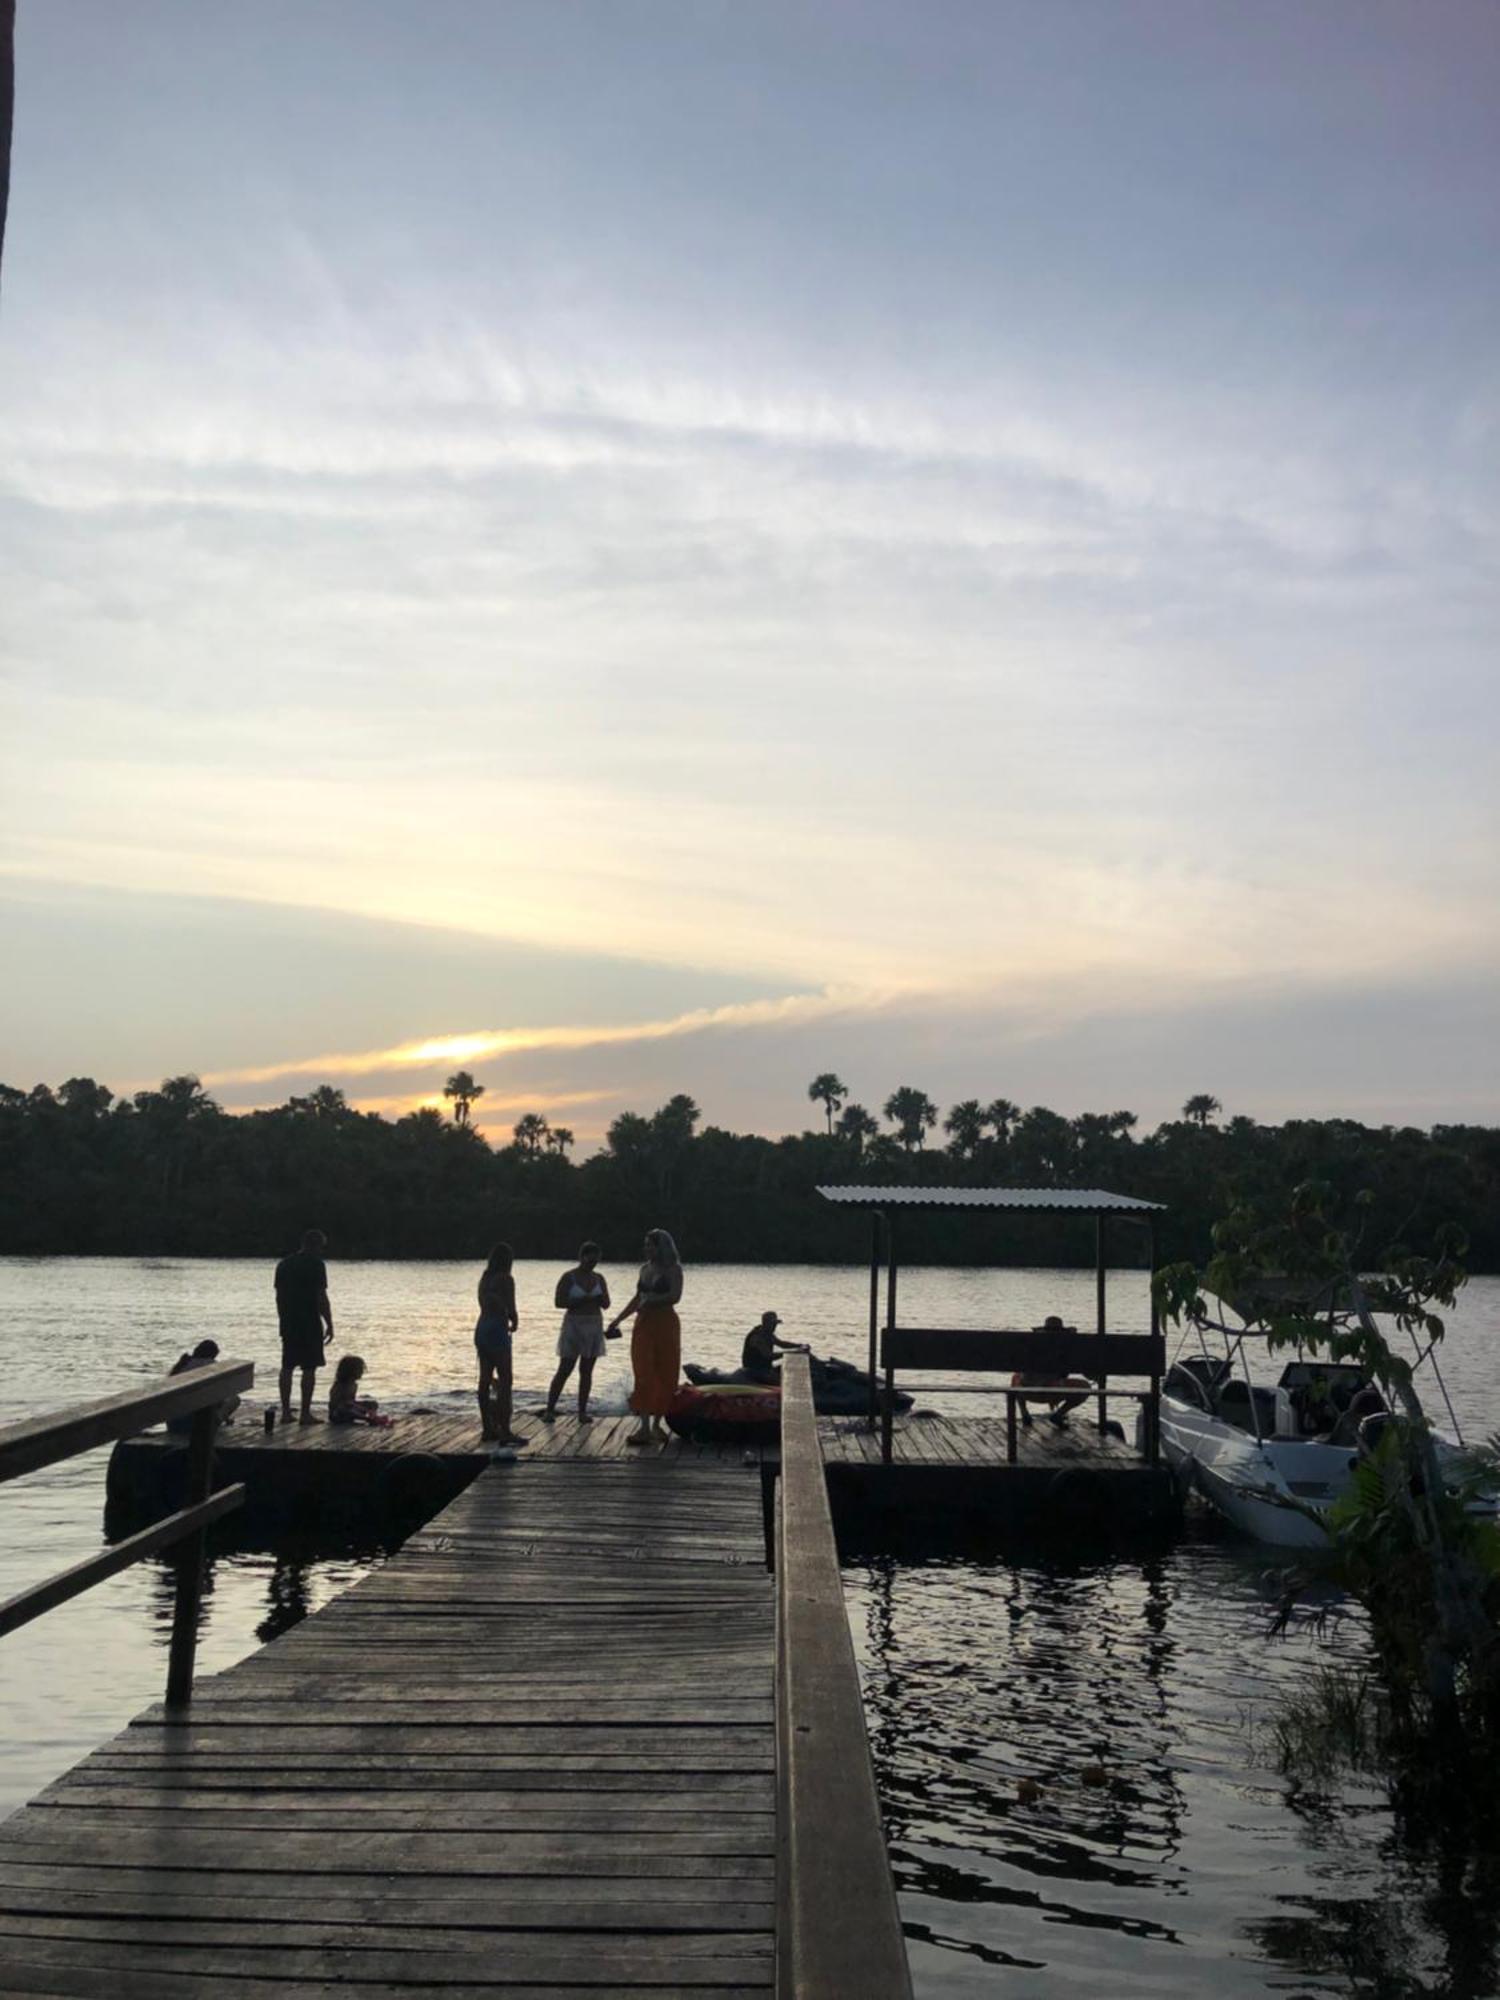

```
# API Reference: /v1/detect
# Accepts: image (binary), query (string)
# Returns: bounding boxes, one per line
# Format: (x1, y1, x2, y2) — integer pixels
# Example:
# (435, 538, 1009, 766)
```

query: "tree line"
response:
(1, 1070, 1496, 1270)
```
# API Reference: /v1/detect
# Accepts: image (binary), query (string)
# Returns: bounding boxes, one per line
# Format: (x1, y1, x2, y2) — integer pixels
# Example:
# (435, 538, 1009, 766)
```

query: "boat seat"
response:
(1166, 1356, 1231, 1412)
(1215, 1380, 1278, 1434)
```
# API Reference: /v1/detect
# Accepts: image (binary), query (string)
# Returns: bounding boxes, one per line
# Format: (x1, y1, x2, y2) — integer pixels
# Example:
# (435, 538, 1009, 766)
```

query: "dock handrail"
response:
(0, 1359, 254, 1707)
(775, 1351, 912, 2000)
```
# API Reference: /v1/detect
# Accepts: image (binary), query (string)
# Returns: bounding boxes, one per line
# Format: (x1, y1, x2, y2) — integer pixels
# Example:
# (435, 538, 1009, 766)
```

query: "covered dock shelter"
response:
(815, 1184, 1167, 1455)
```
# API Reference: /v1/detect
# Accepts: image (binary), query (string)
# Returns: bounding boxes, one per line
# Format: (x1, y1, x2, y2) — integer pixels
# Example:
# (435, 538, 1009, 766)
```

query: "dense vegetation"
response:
(1161, 1186, 1500, 1834)
(2, 1071, 1497, 1271)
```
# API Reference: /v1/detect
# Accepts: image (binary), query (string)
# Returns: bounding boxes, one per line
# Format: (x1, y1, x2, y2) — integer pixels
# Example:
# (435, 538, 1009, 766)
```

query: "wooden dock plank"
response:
(0, 1459, 776, 1991)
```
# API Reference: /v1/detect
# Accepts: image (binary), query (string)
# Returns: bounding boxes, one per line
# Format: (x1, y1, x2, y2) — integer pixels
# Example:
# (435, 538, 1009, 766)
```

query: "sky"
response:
(2, 1, 1497, 1146)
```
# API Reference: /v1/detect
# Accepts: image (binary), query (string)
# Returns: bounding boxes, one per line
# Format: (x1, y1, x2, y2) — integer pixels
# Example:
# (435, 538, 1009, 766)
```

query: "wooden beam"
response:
(0, 1486, 244, 1639)
(0, 1362, 255, 1485)
(880, 1327, 1165, 1375)
(775, 1353, 910, 2000)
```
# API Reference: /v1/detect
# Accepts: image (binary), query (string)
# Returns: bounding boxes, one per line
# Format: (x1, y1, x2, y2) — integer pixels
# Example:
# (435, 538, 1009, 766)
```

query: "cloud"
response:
(199, 988, 874, 1091)
(3, 1, 1496, 1144)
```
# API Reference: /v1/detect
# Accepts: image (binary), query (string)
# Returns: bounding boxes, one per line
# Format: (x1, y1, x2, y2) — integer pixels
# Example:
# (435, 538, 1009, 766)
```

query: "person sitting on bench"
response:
(1012, 1317, 1091, 1428)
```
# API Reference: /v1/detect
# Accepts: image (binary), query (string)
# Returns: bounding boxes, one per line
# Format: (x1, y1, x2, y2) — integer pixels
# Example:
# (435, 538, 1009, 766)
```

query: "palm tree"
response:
(1183, 1093, 1222, 1129)
(983, 1098, 1021, 1146)
(513, 1112, 550, 1155)
(836, 1102, 879, 1155)
(607, 1111, 652, 1161)
(651, 1094, 701, 1145)
(807, 1072, 848, 1135)
(883, 1086, 938, 1152)
(130, 1075, 220, 1202)
(288, 1085, 351, 1121)
(1012, 1104, 1076, 1181)
(547, 1126, 575, 1157)
(943, 1099, 986, 1158)
(58, 1077, 114, 1119)
(443, 1071, 485, 1127)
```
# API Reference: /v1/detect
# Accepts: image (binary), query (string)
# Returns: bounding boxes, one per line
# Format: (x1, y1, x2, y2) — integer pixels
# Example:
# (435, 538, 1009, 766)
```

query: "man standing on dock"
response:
(275, 1228, 334, 1425)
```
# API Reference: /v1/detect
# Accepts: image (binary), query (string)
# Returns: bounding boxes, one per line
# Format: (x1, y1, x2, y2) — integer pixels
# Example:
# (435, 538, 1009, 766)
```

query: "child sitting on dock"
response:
(328, 1354, 389, 1426)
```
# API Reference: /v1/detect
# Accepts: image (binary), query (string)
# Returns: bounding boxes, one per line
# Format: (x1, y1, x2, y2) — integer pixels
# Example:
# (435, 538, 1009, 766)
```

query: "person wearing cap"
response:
(741, 1311, 805, 1384)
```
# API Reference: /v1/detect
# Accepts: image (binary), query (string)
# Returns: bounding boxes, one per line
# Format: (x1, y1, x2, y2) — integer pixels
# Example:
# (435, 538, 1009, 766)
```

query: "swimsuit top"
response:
(565, 1274, 604, 1312)
(638, 1262, 680, 1304)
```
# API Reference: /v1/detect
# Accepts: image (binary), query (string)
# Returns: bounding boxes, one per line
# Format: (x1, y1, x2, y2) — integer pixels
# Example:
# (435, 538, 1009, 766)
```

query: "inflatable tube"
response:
(666, 1384, 781, 1447)
(683, 1360, 913, 1417)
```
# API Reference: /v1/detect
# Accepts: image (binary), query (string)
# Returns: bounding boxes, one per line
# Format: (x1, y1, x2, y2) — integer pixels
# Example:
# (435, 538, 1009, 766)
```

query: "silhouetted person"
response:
(166, 1338, 239, 1434)
(608, 1228, 684, 1447)
(741, 1311, 806, 1383)
(1014, 1315, 1090, 1428)
(275, 1228, 333, 1424)
(475, 1242, 523, 1445)
(544, 1242, 611, 1423)
(1329, 1386, 1388, 1449)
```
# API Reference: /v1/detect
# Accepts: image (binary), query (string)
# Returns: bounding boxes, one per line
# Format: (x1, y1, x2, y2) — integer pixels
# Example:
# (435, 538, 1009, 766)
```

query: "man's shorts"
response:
(279, 1318, 326, 1371)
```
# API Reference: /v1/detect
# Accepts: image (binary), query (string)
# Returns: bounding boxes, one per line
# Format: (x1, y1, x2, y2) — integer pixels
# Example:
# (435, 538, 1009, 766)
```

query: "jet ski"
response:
(684, 1352, 913, 1416)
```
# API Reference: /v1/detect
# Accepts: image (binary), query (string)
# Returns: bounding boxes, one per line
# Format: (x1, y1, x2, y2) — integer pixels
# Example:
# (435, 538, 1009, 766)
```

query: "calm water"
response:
(2, 1256, 1498, 1999)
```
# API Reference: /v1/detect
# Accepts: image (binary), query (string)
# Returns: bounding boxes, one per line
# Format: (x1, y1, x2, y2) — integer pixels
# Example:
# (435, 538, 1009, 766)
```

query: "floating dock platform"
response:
(108, 1405, 1177, 1539)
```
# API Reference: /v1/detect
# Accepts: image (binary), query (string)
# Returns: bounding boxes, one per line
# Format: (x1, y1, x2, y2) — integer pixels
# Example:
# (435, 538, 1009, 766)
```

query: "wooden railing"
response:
(0, 1359, 254, 1708)
(879, 1324, 1165, 1465)
(775, 1352, 912, 2000)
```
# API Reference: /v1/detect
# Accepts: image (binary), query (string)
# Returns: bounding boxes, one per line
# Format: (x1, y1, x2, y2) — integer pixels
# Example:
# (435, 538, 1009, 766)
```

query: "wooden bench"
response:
(880, 1323, 1164, 1465)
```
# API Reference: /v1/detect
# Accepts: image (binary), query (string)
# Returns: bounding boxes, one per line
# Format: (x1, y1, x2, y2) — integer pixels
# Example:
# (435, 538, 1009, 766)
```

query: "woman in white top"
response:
(543, 1242, 612, 1422)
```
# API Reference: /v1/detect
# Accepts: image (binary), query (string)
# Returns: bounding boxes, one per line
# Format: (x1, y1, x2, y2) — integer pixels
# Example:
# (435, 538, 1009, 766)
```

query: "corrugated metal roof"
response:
(815, 1185, 1165, 1214)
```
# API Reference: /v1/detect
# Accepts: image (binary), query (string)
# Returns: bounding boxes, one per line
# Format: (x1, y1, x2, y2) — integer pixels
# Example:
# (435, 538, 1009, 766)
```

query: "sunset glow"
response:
(3, 4, 1496, 1141)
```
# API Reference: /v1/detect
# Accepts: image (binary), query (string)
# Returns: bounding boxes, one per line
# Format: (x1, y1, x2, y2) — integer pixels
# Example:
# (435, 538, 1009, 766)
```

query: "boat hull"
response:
(1158, 1397, 1347, 1547)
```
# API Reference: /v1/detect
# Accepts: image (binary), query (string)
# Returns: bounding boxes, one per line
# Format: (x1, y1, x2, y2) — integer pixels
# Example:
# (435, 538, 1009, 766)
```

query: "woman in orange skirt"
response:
(608, 1228, 683, 1446)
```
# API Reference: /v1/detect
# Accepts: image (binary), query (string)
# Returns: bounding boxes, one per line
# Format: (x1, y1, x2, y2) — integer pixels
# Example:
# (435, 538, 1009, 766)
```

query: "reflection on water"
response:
(258, 1549, 314, 1644)
(846, 1530, 1500, 1999)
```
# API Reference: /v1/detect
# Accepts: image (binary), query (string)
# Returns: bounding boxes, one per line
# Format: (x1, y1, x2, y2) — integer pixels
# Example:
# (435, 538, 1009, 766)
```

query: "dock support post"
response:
(164, 1404, 215, 1710)
(1095, 1214, 1108, 1434)
(1145, 1219, 1161, 1466)
(867, 1211, 883, 1428)
(880, 1216, 899, 1463)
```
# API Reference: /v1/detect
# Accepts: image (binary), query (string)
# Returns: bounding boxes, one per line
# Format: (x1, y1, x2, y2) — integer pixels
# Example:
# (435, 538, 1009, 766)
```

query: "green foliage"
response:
(2, 1081, 1500, 1273)
(1159, 1183, 1500, 1753)
(1271, 1665, 1395, 1782)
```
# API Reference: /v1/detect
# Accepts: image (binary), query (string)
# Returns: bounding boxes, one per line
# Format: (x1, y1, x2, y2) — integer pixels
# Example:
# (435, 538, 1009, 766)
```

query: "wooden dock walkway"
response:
(0, 1454, 778, 1994)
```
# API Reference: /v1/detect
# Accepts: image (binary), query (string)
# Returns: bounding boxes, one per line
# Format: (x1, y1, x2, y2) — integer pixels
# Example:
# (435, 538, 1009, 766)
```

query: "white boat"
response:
(1146, 1349, 1487, 1548)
